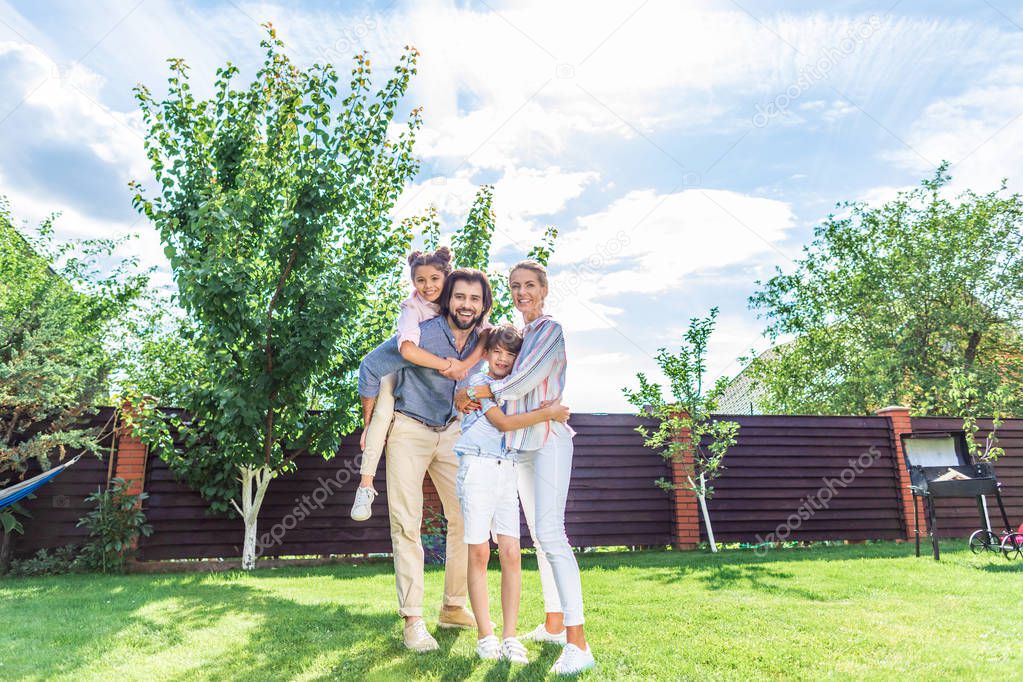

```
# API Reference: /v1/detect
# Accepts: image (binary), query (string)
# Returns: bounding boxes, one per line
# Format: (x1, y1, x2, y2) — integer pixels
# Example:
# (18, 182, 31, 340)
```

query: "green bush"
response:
(75, 478, 152, 573)
(5, 544, 80, 577)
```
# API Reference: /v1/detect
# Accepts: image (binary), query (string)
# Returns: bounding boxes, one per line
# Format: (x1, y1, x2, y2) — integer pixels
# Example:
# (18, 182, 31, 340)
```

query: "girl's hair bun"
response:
(408, 246, 455, 278)
(434, 245, 452, 263)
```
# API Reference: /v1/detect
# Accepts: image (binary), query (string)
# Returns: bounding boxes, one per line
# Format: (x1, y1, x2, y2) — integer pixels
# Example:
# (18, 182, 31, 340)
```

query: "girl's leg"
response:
(359, 373, 396, 480)
(530, 435, 586, 647)
(496, 534, 522, 638)
(467, 543, 493, 639)
(517, 450, 565, 632)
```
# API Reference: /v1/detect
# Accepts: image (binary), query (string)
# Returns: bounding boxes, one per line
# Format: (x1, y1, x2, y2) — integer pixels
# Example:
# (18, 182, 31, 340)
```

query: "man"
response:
(357, 268, 493, 652)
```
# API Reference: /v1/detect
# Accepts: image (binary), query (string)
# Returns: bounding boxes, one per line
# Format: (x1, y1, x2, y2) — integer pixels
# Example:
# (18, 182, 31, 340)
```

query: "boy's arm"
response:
(483, 401, 568, 433)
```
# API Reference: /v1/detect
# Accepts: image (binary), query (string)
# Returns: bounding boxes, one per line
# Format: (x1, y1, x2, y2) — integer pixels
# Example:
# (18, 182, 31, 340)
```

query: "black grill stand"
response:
(901, 431, 1012, 560)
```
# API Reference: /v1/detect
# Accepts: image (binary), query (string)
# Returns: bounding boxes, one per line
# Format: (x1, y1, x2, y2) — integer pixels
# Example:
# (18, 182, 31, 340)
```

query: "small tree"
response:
(623, 308, 739, 552)
(947, 367, 1010, 533)
(0, 198, 145, 568)
(129, 26, 422, 569)
(948, 367, 1009, 463)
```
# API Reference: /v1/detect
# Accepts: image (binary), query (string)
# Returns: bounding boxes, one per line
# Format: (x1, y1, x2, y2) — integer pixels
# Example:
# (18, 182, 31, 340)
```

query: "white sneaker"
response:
(501, 636, 529, 664)
(522, 623, 567, 645)
(350, 485, 377, 521)
(476, 634, 502, 660)
(550, 643, 595, 675)
(403, 619, 439, 652)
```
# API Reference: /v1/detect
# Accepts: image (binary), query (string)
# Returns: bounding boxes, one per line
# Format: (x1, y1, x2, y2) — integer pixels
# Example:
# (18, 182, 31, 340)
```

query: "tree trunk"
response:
(699, 473, 718, 553)
(964, 330, 982, 368)
(232, 464, 275, 570)
(0, 527, 11, 574)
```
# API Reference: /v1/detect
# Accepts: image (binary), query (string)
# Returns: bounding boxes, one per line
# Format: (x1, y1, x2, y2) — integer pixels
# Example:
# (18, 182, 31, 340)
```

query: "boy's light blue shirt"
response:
(455, 372, 514, 460)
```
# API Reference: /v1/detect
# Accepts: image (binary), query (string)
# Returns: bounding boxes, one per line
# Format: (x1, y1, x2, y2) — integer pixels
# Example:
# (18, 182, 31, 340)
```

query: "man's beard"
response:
(449, 308, 482, 330)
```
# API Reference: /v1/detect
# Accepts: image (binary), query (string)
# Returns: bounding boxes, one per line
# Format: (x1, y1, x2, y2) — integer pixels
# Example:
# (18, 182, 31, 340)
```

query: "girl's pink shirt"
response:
(396, 291, 441, 347)
(395, 289, 493, 347)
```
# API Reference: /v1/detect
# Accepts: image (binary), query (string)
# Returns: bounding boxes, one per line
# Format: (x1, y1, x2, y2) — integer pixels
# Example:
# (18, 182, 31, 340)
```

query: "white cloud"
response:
(6, 0, 1023, 416)
(0, 40, 149, 185)
(393, 165, 598, 255)
(856, 184, 914, 208)
(551, 187, 795, 296)
(888, 63, 1023, 192)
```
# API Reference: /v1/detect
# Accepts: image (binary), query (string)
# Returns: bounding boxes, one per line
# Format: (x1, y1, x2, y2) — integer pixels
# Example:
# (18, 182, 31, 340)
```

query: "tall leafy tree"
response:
(129, 26, 421, 569)
(123, 183, 559, 557)
(748, 164, 1023, 416)
(0, 198, 146, 567)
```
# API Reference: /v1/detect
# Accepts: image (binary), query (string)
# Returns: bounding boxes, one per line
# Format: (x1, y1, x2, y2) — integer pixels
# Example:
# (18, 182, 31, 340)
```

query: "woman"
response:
(456, 260, 594, 675)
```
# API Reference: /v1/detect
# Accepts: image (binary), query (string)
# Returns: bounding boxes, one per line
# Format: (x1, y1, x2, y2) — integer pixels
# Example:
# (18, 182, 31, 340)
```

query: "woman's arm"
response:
(456, 321, 562, 407)
(484, 399, 570, 432)
(488, 320, 563, 403)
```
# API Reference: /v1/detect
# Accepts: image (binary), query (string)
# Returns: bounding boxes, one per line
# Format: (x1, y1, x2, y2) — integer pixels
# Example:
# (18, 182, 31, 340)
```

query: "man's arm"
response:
(361, 395, 377, 428)
(483, 400, 570, 433)
(357, 335, 408, 399)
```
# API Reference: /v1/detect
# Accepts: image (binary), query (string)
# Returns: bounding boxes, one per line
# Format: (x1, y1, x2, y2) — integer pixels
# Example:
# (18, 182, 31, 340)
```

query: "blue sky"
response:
(3, 0, 1022, 411)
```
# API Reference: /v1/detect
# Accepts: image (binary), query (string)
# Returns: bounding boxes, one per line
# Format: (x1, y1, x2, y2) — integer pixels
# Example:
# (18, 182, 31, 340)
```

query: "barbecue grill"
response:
(900, 430, 1012, 560)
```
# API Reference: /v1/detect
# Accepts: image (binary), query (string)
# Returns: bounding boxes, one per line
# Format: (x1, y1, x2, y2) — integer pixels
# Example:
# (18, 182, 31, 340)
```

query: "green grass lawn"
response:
(1, 541, 1021, 680)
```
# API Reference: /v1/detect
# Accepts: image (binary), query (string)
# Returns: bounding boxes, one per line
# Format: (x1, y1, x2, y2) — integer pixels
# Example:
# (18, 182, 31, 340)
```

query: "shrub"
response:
(5, 544, 80, 577)
(75, 478, 152, 573)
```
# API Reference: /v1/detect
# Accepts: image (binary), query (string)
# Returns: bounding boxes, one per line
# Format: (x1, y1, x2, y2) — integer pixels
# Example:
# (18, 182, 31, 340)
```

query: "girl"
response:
(351, 246, 487, 521)
(456, 260, 594, 676)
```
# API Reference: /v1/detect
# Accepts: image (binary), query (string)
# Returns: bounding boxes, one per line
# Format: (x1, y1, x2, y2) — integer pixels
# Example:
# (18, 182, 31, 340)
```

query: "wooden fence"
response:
(137, 413, 673, 560)
(13, 409, 1023, 561)
(12, 408, 116, 556)
(701, 415, 905, 544)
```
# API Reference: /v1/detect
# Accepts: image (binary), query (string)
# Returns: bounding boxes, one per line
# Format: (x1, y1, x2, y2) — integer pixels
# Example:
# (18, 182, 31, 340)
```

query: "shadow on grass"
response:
(575, 540, 917, 570)
(572, 541, 985, 600)
(0, 571, 508, 680)
(974, 561, 1023, 573)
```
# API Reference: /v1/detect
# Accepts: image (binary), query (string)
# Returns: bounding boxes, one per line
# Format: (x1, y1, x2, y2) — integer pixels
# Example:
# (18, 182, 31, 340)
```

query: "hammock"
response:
(0, 454, 83, 511)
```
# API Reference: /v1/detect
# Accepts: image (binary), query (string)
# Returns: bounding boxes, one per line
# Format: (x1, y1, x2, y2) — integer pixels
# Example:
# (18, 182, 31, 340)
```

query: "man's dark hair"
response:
(485, 323, 523, 354)
(439, 267, 493, 323)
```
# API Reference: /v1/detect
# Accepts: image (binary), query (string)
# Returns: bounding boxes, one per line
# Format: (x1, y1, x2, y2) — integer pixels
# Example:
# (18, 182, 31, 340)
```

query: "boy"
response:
(455, 323, 571, 663)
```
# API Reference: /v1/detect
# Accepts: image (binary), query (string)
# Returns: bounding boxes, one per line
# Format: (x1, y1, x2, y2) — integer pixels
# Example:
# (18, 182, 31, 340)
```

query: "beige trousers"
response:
(385, 412, 467, 618)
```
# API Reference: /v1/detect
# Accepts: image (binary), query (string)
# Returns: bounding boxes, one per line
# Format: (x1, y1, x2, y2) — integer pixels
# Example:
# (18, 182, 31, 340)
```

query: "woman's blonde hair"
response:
(509, 259, 548, 289)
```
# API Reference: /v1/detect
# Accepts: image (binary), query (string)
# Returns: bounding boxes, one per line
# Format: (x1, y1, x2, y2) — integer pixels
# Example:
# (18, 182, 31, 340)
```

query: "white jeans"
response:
(516, 432, 585, 626)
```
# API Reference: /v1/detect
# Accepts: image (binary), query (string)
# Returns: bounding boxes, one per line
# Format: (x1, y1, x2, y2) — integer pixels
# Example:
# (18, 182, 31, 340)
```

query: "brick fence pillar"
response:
(876, 405, 917, 541)
(671, 423, 701, 550)
(112, 411, 148, 497)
